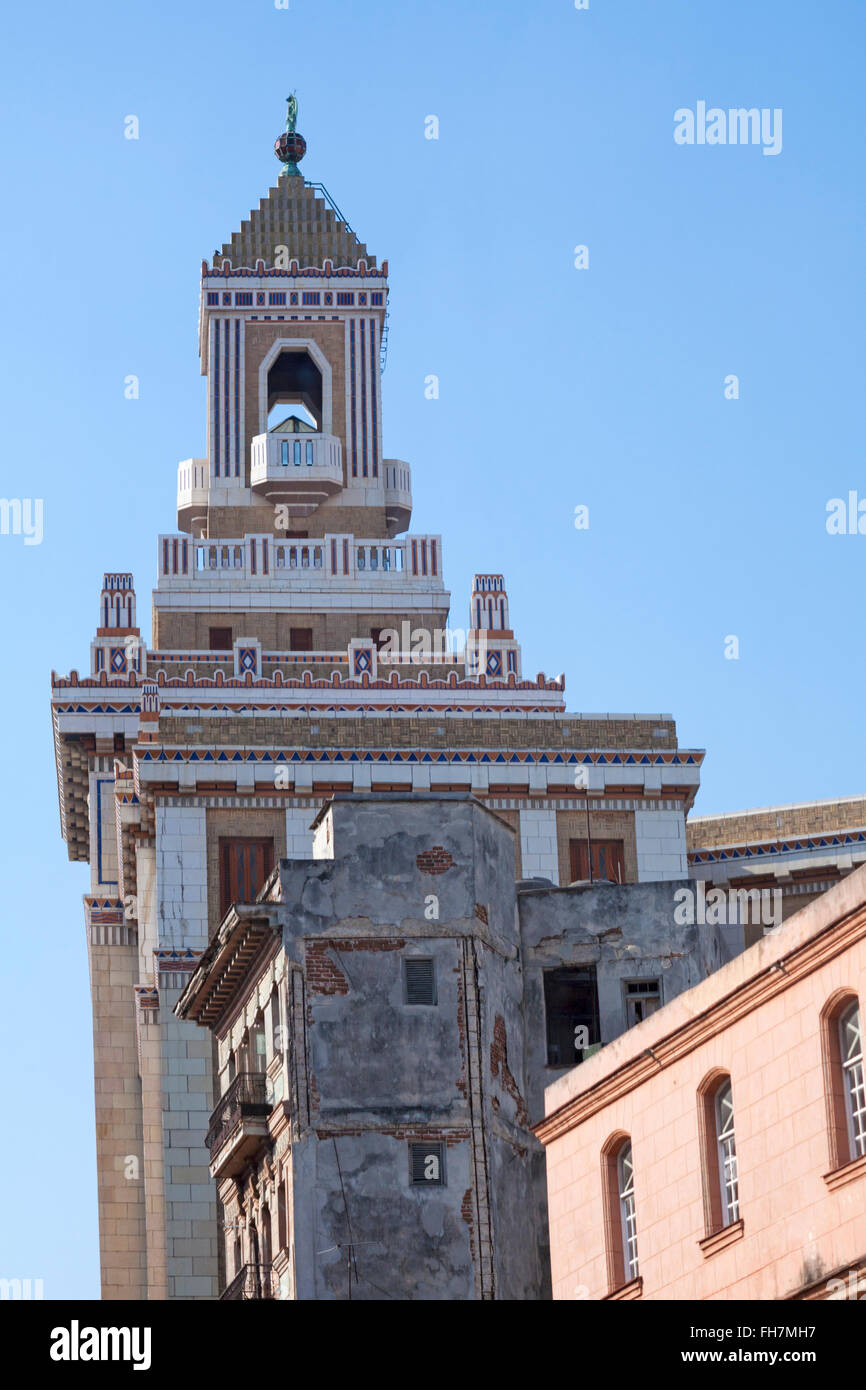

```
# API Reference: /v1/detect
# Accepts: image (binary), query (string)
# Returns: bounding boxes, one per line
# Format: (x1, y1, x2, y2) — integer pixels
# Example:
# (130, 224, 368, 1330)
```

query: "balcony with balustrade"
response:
(205, 1071, 272, 1180)
(176, 458, 210, 533)
(250, 430, 343, 512)
(383, 458, 412, 533)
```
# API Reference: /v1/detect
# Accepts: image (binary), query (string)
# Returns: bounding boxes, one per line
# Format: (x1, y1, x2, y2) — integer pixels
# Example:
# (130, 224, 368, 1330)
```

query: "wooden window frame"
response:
(821, 991, 863, 1170)
(601, 1131, 634, 1293)
(218, 837, 275, 920)
(697, 1069, 737, 1236)
(569, 838, 625, 885)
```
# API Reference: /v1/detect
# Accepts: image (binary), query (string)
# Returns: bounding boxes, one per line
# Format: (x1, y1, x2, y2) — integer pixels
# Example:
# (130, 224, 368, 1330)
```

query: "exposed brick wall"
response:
(305, 943, 349, 995)
(305, 937, 408, 994)
(417, 847, 454, 874)
(489, 1014, 529, 1127)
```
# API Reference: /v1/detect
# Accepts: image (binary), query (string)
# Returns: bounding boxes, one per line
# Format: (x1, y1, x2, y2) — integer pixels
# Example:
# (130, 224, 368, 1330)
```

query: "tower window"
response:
(290, 628, 313, 651)
(569, 838, 625, 884)
(218, 838, 275, 920)
(209, 626, 232, 651)
(410, 1142, 445, 1186)
(404, 957, 437, 1006)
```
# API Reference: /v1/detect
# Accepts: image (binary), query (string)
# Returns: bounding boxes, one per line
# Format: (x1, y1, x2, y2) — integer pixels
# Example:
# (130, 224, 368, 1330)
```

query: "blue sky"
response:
(0, 0, 862, 1298)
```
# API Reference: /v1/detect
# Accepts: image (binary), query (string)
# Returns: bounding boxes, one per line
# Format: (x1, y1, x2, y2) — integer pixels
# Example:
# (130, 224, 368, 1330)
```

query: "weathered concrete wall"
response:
(517, 879, 728, 1125)
(277, 793, 544, 1299)
(183, 794, 748, 1299)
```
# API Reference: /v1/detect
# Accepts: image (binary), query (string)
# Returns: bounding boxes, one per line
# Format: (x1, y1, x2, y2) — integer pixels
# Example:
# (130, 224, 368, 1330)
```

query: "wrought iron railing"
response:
(205, 1071, 270, 1156)
(219, 1263, 275, 1301)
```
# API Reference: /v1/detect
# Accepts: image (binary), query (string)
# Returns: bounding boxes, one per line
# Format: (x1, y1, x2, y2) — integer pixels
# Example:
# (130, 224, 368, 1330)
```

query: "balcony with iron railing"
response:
(205, 1071, 272, 1179)
(219, 1263, 275, 1301)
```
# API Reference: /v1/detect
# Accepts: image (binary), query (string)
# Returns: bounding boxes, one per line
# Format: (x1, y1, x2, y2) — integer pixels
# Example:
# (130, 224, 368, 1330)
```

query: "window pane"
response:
(841, 1004, 865, 1159)
(716, 1081, 739, 1224)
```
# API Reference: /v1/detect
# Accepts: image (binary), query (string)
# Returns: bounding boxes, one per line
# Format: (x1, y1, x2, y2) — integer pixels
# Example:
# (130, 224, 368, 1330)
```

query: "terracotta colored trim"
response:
(603, 1275, 642, 1301)
(823, 1152, 866, 1193)
(699, 1217, 744, 1258)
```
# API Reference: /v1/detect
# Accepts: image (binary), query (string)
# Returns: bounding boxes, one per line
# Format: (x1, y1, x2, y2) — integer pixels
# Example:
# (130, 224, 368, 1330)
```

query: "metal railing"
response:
(219, 1263, 275, 1301)
(205, 1071, 270, 1156)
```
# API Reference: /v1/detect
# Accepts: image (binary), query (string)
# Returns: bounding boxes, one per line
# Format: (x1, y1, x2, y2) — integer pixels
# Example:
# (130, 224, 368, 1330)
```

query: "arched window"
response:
(822, 993, 864, 1168)
(698, 1070, 740, 1234)
(840, 1002, 865, 1159)
(601, 1132, 640, 1291)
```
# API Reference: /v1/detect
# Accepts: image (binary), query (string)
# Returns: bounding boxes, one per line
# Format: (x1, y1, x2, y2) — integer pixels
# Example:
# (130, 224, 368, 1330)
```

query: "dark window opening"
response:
(624, 979, 661, 1027)
(219, 838, 275, 920)
(290, 627, 313, 651)
(544, 966, 600, 1067)
(209, 626, 233, 651)
(569, 838, 625, 884)
(266, 349, 322, 432)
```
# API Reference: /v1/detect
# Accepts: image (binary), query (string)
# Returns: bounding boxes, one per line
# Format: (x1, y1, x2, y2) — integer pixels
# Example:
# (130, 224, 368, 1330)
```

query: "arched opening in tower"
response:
(266, 349, 322, 432)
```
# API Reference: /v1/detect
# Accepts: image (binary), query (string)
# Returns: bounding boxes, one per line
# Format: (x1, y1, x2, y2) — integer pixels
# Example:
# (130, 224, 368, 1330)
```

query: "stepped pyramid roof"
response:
(212, 178, 375, 271)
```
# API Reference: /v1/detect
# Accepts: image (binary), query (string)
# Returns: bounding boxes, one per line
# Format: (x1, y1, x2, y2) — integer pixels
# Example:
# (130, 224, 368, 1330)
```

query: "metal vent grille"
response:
(410, 1141, 445, 1186)
(404, 957, 437, 1006)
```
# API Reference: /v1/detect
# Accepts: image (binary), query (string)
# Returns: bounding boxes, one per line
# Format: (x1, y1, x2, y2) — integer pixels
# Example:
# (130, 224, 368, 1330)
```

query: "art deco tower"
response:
(51, 102, 702, 1298)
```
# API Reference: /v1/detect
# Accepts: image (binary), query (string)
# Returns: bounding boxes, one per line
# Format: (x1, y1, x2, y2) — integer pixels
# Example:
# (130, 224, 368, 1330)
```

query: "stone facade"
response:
(50, 116, 704, 1298)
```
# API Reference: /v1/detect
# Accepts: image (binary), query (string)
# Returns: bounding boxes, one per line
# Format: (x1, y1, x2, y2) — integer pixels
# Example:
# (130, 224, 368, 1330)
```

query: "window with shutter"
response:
(404, 957, 437, 1005)
(410, 1141, 445, 1186)
(219, 838, 275, 919)
(569, 838, 625, 884)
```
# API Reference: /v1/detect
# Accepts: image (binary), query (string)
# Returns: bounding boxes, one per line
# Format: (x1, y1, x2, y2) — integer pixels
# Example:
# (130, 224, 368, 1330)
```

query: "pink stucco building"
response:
(537, 865, 866, 1301)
